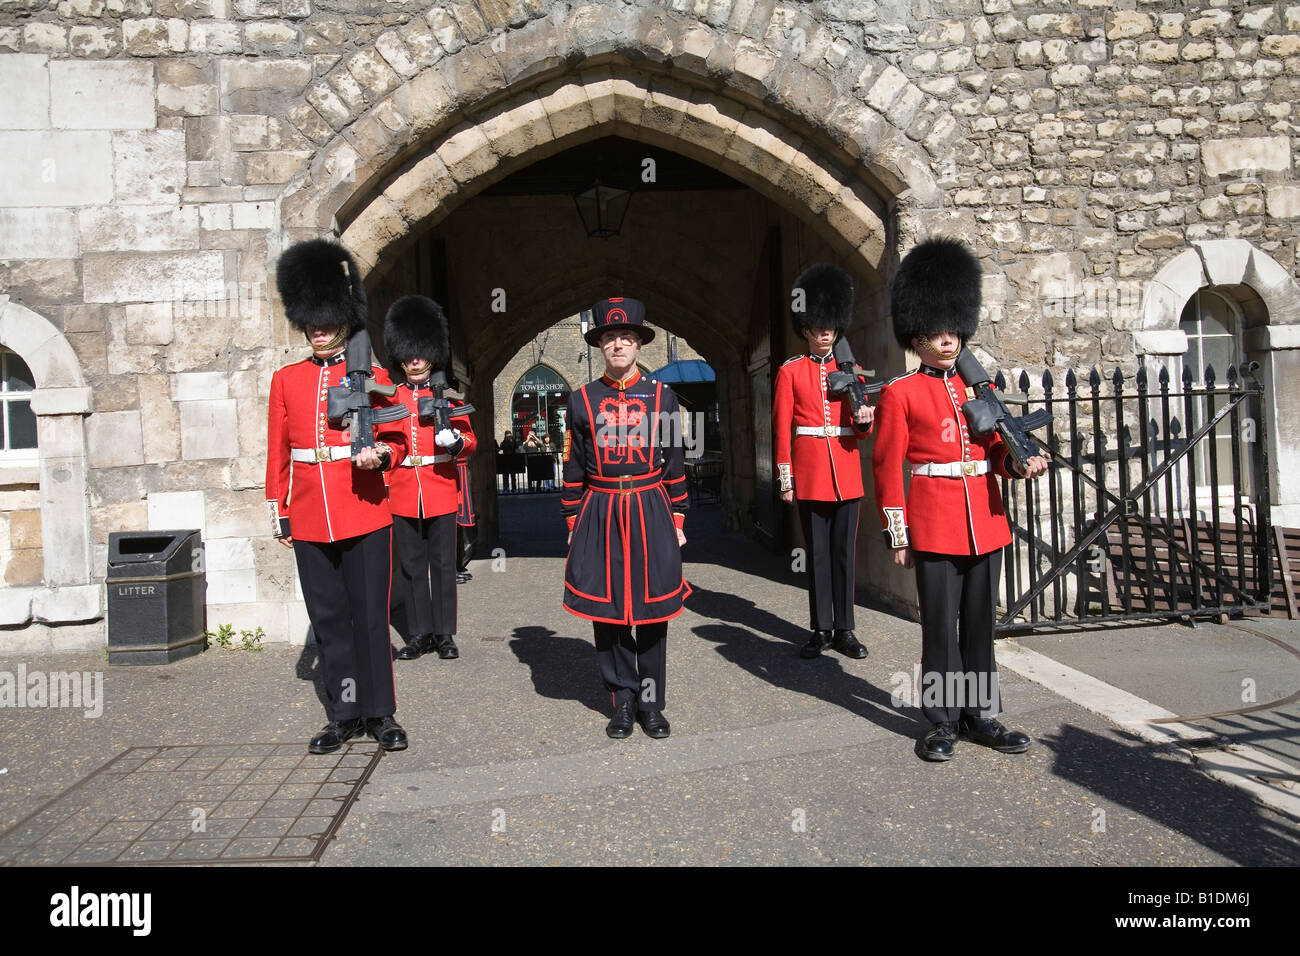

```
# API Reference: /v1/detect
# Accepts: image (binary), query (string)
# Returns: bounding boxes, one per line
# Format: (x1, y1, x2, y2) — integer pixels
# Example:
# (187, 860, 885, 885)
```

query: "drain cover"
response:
(0, 743, 383, 865)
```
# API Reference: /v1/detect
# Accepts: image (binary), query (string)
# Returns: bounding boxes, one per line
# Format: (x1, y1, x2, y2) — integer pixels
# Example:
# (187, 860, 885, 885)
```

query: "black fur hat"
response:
(890, 237, 982, 352)
(275, 239, 367, 335)
(790, 263, 853, 337)
(383, 295, 450, 375)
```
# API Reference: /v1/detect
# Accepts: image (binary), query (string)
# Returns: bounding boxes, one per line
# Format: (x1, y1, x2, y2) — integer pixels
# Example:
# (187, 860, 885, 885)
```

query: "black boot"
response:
(917, 722, 958, 762)
(396, 633, 435, 660)
(831, 629, 868, 659)
(800, 629, 834, 659)
(606, 699, 635, 739)
(433, 634, 459, 659)
(308, 717, 366, 754)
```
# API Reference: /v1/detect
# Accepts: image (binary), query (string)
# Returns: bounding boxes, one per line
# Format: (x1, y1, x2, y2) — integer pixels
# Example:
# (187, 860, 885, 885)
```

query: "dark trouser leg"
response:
(634, 621, 668, 713)
(914, 551, 965, 725)
(797, 500, 833, 631)
(829, 499, 860, 631)
(593, 622, 639, 707)
(295, 540, 357, 723)
(457, 524, 476, 572)
(428, 511, 458, 635)
(340, 527, 398, 719)
(959, 549, 1002, 719)
(393, 514, 434, 636)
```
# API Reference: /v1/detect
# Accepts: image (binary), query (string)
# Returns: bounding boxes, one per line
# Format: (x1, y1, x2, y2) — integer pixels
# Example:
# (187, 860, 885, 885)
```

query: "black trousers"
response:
(797, 498, 860, 632)
(393, 511, 458, 637)
(294, 527, 396, 723)
(592, 621, 668, 713)
(914, 549, 1003, 725)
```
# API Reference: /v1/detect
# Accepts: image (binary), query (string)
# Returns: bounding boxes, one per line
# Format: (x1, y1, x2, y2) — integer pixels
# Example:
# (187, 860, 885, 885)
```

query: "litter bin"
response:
(106, 529, 206, 665)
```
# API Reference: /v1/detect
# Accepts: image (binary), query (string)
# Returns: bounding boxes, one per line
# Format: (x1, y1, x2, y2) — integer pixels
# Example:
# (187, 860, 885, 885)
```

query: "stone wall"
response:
(1, 0, 1298, 647)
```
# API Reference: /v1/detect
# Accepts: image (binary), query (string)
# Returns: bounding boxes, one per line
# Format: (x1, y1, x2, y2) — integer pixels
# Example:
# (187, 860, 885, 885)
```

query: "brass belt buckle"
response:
(619, 475, 632, 494)
(822, 425, 834, 437)
(314, 446, 331, 463)
(962, 460, 977, 476)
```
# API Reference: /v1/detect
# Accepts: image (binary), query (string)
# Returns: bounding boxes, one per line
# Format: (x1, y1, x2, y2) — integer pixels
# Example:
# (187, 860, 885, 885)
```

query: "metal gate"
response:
(995, 361, 1274, 633)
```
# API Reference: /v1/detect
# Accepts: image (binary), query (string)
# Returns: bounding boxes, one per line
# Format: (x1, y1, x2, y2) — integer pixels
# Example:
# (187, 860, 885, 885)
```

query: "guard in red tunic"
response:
(382, 296, 476, 661)
(773, 263, 874, 660)
(562, 298, 690, 740)
(267, 239, 410, 754)
(871, 237, 1047, 761)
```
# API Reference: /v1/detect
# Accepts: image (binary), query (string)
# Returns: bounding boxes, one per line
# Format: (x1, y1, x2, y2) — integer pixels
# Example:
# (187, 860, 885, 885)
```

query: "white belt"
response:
(291, 445, 352, 463)
(913, 460, 989, 477)
(400, 454, 452, 467)
(795, 425, 854, 437)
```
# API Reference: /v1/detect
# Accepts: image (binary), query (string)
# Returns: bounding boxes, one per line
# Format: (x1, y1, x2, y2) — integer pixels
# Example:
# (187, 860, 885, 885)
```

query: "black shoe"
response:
(433, 634, 459, 659)
(456, 571, 472, 584)
(959, 715, 1030, 753)
(637, 710, 671, 739)
(396, 633, 435, 660)
(308, 717, 366, 755)
(831, 629, 868, 659)
(365, 716, 408, 751)
(917, 722, 958, 762)
(606, 699, 636, 739)
(799, 630, 834, 659)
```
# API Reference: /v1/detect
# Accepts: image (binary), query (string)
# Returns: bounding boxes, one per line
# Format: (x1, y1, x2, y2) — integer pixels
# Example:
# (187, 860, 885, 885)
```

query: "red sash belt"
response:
(585, 472, 664, 494)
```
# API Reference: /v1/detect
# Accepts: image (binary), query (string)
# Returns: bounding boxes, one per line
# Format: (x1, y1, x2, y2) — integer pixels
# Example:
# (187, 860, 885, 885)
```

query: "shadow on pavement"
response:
(1040, 723, 1300, 866)
(509, 625, 608, 716)
(295, 643, 329, 712)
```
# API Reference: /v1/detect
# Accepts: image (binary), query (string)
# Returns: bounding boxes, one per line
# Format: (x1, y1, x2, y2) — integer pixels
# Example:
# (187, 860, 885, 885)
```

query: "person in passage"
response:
(383, 295, 476, 662)
(772, 263, 874, 660)
(871, 237, 1047, 761)
(560, 297, 690, 739)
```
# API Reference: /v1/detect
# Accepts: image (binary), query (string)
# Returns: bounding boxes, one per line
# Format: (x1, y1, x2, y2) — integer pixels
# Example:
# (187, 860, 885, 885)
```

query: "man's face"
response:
(600, 329, 641, 368)
(802, 326, 836, 351)
(306, 324, 345, 354)
(402, 357, 431, 383)
(913, 330, 962, 366)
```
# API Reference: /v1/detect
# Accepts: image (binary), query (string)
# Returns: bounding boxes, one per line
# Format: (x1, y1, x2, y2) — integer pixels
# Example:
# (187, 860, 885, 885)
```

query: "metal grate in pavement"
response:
(0, 742, 384, 866)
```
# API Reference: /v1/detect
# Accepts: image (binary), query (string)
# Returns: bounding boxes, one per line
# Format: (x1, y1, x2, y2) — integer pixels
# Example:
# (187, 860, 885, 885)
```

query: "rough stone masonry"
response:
(0, 0, 1297, 649)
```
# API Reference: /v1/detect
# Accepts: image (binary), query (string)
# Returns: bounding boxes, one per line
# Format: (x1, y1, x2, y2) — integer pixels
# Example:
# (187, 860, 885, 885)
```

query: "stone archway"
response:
(1138, 240, 1300, 524)
(0, 297, 98, 627)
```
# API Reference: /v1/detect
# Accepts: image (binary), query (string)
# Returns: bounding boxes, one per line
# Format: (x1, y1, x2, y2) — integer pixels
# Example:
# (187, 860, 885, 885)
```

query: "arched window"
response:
(1177, 290, 1248, 497)
(511, 365, 570, 449)
(0, 348, 37, 457)
(1179, 289, 1241, 384)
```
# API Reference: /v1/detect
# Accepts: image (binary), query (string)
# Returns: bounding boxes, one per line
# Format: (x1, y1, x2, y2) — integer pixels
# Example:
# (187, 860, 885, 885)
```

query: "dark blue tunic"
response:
(561, 370, 691, 624)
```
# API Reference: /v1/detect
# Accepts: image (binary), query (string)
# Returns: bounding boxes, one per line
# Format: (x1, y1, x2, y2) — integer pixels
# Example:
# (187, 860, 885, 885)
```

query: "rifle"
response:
(954, 348, 1051, 471)
(417, 369, 477, 433)
(326, 329, 410, 458)
(826, 336, 884, 416)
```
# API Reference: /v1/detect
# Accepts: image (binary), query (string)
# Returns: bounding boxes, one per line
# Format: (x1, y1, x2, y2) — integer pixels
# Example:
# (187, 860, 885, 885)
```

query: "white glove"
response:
(435, 428, 462, 449)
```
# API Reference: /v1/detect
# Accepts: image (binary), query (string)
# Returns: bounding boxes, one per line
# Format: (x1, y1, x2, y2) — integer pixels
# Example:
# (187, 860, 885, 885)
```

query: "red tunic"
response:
(265, 353, 408, 544)
(870, 365, 1017, 556)
(772, 353, 872, 501)
(385, 382, 476, 519)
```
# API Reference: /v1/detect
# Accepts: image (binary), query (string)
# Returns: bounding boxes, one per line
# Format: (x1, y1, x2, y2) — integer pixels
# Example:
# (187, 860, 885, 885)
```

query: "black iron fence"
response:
(995, 361, 1273, 633)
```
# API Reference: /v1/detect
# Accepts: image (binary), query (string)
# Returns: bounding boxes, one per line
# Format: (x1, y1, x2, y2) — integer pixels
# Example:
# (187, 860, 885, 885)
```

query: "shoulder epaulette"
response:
(780, 355, 802, 367)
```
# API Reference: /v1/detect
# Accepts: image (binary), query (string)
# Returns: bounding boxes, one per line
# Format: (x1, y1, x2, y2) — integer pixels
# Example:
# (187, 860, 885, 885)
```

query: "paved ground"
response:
(1, 494, 1298, 865)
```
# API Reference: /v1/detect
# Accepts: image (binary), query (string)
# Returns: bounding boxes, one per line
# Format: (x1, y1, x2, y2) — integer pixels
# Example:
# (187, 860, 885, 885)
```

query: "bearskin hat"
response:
(275, 238, 368, 335)
(790, 263, 854, 337)
(383, 295, 451, 375)
(890, 237, 982, 352)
